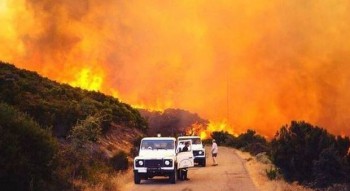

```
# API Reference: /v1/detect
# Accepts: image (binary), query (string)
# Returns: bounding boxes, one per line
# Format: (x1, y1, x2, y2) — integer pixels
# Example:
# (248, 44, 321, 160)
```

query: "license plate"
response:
(138, 169, 147, 173)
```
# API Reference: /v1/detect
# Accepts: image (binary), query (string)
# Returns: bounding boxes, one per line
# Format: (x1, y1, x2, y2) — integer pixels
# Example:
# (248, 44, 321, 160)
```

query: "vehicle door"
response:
(176, 139, 194, 169)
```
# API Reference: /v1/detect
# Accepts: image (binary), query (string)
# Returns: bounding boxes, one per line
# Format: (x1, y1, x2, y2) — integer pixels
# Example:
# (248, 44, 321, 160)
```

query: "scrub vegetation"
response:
(211, 121, 350, 189)
(0, 62, 146, 190)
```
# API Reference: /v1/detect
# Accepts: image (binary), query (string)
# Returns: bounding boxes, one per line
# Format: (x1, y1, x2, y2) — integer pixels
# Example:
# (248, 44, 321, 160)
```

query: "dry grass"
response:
(235, 149, 314, 191)
(82, 170, 133, 191)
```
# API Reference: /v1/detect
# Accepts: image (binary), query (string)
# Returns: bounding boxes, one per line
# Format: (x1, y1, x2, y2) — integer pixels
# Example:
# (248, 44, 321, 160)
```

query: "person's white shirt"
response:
(211, 142, 218, 154)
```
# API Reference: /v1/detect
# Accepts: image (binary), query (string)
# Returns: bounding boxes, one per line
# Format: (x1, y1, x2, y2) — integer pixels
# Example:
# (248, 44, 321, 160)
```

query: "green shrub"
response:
(266, 167, 278, 180)
(0, 102, 60, 190)
(271, 121, 350, 187)
(312, 147, 346, 188)
(211, 131, 233, 145)
(210, 129, 269, 156)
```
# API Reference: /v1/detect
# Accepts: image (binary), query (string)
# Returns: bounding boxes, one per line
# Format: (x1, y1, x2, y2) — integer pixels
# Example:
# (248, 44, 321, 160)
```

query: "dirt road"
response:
(125, 146, 257, 191)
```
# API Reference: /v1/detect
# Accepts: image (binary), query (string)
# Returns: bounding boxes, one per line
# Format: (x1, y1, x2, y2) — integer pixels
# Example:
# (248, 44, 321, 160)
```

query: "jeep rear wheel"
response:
(169, 170, 176, 184)
(134, 172, 141, 184)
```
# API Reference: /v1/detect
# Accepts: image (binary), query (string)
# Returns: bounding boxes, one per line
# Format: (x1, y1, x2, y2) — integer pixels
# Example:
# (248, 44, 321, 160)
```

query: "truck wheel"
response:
(202, 159, 206, 167)
(177, 169, 181, 179)
(169, 170, 176, 184)
(134, 172, 141, 184)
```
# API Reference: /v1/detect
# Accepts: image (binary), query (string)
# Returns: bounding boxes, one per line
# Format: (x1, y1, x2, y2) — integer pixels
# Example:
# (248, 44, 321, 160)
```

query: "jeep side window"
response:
(178, 141, 191, 152)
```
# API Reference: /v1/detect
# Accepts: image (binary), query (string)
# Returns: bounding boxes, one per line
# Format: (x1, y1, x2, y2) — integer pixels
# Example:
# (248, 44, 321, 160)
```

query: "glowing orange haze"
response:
(1, 0, 350, 138)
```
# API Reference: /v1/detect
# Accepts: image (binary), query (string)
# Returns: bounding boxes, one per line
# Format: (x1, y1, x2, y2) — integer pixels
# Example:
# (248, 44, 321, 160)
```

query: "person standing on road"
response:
(211, 139, 218, 166)
(180, 142, 190, 180)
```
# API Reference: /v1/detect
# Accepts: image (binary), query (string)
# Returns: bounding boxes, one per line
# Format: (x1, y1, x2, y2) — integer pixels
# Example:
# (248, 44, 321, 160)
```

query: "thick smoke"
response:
(139, 108, 208, 137)
(1, 0, 350, 137)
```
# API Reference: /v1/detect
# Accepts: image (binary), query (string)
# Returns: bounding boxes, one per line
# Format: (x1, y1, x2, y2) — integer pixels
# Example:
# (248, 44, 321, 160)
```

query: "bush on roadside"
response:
(211, 131, 234, 145)
(111, 151, 129, 171)
(210, 130, 270, 156)
(0, 102, 61, 190)
(130, 136, 144, 158)
(271, 121, 350, 188)
(266, 167, 278, 180)
(312, 147, 347, 188)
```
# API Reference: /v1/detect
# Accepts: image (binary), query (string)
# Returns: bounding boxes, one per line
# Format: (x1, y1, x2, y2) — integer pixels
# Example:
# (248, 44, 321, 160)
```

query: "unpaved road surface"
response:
(125, 146, 257, 191)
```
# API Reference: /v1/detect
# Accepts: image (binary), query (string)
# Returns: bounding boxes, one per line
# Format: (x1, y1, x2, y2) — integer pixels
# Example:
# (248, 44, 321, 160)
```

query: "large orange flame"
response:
(70, 68, 103, 91)
(199, 120, 238, 140)
(1, 0, 350, 137)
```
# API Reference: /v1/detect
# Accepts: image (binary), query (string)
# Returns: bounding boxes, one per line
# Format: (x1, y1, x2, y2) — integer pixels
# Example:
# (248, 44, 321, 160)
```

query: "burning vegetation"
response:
(1, 0, 350, 138)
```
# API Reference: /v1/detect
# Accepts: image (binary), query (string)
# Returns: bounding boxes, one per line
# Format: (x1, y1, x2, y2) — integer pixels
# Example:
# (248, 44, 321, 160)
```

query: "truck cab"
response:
(178, 136, 206, 166)
(133, 137, 194, 184)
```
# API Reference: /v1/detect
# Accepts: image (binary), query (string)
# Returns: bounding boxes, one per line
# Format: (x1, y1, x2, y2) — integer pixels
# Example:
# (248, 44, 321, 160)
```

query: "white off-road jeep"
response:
(178, 136, 206, 166)
(133, 137, 194, 184)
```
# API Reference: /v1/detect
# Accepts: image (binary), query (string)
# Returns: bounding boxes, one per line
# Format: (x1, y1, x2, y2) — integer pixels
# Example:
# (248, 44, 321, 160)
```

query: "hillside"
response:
(0, 61, 147, 190)
(0, 61, 147, 137)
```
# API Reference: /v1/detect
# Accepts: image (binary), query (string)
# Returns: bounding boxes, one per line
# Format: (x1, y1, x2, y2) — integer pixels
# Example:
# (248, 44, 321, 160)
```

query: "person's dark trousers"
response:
(181, 168, 188, 180)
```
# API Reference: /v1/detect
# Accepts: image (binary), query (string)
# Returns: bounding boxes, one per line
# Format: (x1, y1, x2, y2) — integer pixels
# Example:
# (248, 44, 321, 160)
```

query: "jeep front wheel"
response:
(169, 170, 176, 184)
(202, 159, 206, 167)
(177, 169, 181, 179)
(134, 172, 141, 184)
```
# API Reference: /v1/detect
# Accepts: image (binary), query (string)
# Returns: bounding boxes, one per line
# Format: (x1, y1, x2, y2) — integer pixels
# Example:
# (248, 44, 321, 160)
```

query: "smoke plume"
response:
(1, 0, 350, 137)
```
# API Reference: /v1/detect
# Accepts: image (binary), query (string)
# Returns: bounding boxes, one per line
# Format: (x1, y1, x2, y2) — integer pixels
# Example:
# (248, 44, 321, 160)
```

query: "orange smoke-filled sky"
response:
(1, 0, 350, 137)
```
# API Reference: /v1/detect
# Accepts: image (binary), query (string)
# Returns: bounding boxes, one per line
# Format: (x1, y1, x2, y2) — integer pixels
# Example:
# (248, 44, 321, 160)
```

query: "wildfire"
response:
(192, 120, 238, 140)
(1, 0, 350, 138)
(185, 122, 207, 137)
(130, 100, 173, 112)
(70, 68, 103, 91)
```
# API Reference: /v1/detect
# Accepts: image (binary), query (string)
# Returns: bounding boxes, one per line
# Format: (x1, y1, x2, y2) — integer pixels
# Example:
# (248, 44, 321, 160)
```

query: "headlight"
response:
(135, 160, 144, 167)
(164, 160, 172, 166)
(199, 151, 203, 155)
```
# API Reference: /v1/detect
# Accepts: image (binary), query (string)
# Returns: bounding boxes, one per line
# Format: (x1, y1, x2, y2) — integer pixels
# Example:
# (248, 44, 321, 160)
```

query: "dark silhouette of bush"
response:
(231, 129, 269, 155)
(211, 131, 233, 145)
(110, 151, 129, 171)
(210, 130, 269, 156)
(271, 121, 350, 187)
(312, 147, 346, 188)
(139, 108, 208, 137)
(0, 102, 60, 190)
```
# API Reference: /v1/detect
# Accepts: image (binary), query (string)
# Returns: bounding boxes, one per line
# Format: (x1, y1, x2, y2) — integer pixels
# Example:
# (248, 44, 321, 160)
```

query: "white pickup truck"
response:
(133, 137, 194, 184)
(178, 136, 206, 166)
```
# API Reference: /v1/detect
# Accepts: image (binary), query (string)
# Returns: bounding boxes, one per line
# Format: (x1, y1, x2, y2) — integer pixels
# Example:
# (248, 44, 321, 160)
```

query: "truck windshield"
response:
(179, 138, 201, 144)
(141, 140, 175, 150)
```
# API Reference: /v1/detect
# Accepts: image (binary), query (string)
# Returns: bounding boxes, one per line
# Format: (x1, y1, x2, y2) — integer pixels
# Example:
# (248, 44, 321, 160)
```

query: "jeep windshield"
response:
(141, 140, 175, 150)
(179, 137, 201, 144)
